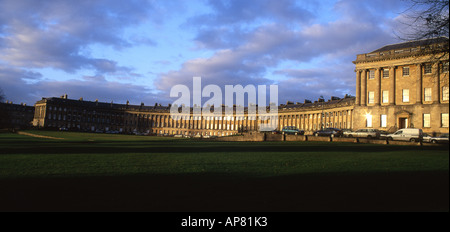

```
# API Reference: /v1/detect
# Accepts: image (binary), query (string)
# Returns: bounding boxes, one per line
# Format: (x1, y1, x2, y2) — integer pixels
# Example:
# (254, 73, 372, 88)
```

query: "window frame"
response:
(423, 113, 431, 128)
(368, 70, 375, 80)
(381, 115, 387, 128)
(366, 114, 373, 128)
(442, 113, 449, 128)
(382, 90, 389, 103)
(443, 86, 449, 101)
(424, 88, 432, 102)
(442, 62, 449, 73)
(402, 66, 410, 76)
(424, 63, 432, 74)
(382, 69, 389, 78)
(402, 89, 410, 103)
(368, 91, 375, 104)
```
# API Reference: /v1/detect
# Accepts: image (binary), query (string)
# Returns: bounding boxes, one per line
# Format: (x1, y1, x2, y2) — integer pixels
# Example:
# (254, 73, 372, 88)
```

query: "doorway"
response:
(399, 117, 408, 129)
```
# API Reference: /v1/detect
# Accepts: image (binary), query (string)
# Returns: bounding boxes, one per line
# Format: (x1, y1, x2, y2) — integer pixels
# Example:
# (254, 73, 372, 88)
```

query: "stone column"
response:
(375, 68, 382, 105)
(361, 70, 367, 106)
(434, 62, 440, 103)
(389, 66, 396, 105)
(416, 63, 423, 104)
(356, 70, 361, 106)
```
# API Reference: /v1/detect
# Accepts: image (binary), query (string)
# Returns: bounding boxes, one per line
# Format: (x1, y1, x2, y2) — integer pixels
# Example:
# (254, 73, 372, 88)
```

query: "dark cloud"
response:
(0, 0, 412, 107)
(156, 0, 409, 106)
(0, 0, 164, 73)
(0, 65, 158, 105)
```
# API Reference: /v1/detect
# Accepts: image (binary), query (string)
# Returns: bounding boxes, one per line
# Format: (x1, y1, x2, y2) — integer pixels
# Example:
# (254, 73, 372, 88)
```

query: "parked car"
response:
(422, 133, 432, 143)
(429, 133, 449, 144)
(378, 130, 389, 139)
(344, 128, 380, 139)
(281, 126, 305, 135)
(271, 130, 281, 134)
(313, 128, 343, 137)
(386, 128, 423, 142)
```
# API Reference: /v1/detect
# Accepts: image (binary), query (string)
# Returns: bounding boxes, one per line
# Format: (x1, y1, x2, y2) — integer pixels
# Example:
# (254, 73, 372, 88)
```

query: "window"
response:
(424, 63, 432, 74)
(424, 88, 432, 102)
(443, 62, 449, 73)
(442, 113, 449, 128)
(383, 69, 389, 78)
(402, 89, 410, 102)
(368, 91, 375, 104)
(423, 114, 431, 128)
(366, 114, 373, 128)
(382, 90, 389, 103)
(368, 70, 375, 79)
(381, 115, 387, 128)
(402, 67, 410, 76)
(443, 86, 449, 101)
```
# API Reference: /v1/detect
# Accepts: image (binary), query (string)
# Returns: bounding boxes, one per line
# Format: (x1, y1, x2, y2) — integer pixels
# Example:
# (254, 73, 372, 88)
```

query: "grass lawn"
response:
(0, 130, 448, 212)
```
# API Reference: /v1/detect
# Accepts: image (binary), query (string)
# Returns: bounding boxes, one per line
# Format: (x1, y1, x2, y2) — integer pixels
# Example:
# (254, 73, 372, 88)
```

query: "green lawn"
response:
(0, 130, 448, 211)
(0, 130, 448, 179)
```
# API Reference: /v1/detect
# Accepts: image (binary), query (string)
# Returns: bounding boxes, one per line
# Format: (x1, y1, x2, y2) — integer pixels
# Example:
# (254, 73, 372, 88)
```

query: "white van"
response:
(387, 128, 423, 142)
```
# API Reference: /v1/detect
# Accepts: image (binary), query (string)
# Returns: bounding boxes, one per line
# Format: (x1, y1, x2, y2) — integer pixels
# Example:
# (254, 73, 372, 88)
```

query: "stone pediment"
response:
(394, 109, 413, 116)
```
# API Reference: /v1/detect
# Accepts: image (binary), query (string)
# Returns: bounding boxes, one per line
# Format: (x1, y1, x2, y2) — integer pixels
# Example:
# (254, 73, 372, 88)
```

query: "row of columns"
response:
(278, 110, 352, 131)
(356, 62, 443, 106)
(150, 114, 261, 131)
(356, 67, 396, 106)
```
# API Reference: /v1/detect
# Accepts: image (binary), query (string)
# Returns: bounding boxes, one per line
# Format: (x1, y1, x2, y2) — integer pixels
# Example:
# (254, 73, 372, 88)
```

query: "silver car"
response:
(428, 133, 449, 144)
(344, 129, 380, 139)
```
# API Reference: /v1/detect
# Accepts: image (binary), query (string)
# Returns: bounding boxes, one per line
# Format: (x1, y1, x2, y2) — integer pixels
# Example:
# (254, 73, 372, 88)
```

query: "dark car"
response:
(281, 126, 305, 135)
(313, 128, 343, 137)
(271, 130, 281, 134)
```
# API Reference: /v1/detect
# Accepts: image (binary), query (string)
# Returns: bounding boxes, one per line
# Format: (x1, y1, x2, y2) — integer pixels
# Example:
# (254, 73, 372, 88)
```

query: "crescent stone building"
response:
(353, 37, 449, 136)
(31, 37, 449, 136)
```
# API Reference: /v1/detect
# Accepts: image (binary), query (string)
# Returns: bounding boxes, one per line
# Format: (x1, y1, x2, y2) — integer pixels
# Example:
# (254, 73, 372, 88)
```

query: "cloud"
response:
(0, 0, 413, 107)
(156, 0, 409, 106)
(187, 0, 316, 50)
(0, 64, 158, 105)
(188, 0, 315, 27)
(274, 63, 356, 104)
(0, 0, 164, 73)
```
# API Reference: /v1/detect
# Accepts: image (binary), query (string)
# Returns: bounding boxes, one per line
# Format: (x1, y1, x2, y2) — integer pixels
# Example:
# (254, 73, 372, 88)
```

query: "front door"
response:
(399, 118, 408, 129)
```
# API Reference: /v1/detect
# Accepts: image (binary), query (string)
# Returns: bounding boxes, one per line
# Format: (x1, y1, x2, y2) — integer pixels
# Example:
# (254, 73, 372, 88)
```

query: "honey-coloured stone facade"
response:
(353, 37, 449, 135)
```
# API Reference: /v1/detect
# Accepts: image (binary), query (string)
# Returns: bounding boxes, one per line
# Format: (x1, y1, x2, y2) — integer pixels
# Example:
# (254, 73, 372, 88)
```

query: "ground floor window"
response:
(442, 113, 449, 128)
(380, 115, 387, 128)
(366, 114, 373, 128)
(423, 114, 431, 128)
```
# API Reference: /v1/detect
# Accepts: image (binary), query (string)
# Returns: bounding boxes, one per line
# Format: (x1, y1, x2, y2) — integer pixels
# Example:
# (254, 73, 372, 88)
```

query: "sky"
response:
(0, 0, 415, 106)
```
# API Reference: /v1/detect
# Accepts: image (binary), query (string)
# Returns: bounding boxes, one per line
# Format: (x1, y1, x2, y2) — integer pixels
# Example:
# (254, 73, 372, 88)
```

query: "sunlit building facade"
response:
(30, 37, 449, 136)
(353, 37, 449, 135)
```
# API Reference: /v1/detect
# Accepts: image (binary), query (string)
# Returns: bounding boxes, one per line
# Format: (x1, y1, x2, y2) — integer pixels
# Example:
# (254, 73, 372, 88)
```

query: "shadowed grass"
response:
(0, 131, 448, 179)
(0, 131, 448, 212)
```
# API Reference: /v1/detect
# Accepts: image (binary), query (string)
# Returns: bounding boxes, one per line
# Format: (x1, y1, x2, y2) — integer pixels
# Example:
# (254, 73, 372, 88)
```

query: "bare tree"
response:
(396, 0, 449, 87)
(0, 88, 5, 103)
(399, 0, 449, 40)
(397, 0, 449, 58)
